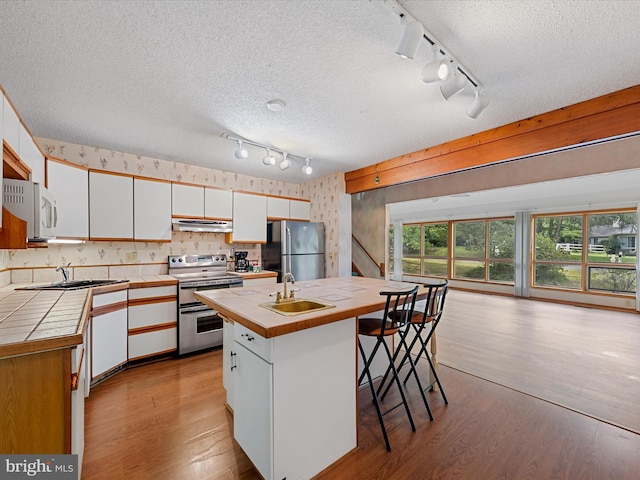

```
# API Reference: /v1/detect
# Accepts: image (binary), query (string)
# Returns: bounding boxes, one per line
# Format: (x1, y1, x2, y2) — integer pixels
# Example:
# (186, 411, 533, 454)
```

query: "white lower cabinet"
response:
(222, 317, 235, 410)
(234, 339, 273, 479)
(232, 319, 356, 480)
(91, 290, 128, 381)
(128, 285, 177, 360)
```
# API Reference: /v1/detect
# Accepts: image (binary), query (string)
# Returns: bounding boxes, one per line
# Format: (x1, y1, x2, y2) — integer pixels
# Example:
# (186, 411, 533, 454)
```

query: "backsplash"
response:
(1, 138, 349, 284)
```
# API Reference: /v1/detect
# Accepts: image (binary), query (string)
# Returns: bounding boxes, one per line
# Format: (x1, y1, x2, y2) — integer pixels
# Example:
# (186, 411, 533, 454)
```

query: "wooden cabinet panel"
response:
(204, 187, 232, 220)
(134, 178, 171, 241)
(46, 159, 89, 239)
(172, 183, 204, 218)
(89, 171, 133, 240)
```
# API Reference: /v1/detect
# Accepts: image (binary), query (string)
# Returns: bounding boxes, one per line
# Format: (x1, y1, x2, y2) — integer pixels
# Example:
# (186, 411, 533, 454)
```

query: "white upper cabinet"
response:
(134, 178, 171, 241)
(230, 192, 266, 243)
(46, 159, 89, 239)
(89, 171, 134, 240)
(267, 197, 311, 221)
(2, 95, 20, 155)
(19, 124, 45, 185)
(267, 197, 289, 220)
(289, 199, 311, 221)
(172, 183, 204, 218)
(204, 187, 233, 220)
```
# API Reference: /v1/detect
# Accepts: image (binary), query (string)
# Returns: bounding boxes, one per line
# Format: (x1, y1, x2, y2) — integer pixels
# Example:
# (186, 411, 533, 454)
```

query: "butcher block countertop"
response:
(195, 276, 436, 338)
(0, 275, 177, 359)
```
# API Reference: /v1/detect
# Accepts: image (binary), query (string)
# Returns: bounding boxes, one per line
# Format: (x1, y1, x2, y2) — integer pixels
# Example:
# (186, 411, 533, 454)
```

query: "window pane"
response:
(489, 220, 515, 259)
(588, 267, 636, 293)
(534, 215, 583, 262)
(489, 262, 515, 283)
(423, 223, 448, 257)
(454, 222, 485, 258)
(534, 263, 582, 289)
(453, 259, 485, 280)
(402, 225, 421, 256)
(423, 258, 447, 277)
(587, 212, 638, 264)
(402, 257, 420, 274)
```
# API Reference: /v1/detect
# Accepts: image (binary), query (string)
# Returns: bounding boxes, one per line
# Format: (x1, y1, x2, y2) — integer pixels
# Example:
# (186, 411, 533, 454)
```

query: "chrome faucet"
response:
(56, 262, 71, 283)
(277, 272, 296, 303)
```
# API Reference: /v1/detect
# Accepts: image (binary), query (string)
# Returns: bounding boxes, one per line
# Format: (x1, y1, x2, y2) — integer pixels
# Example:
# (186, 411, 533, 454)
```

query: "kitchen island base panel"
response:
(234, 318, 357, 480)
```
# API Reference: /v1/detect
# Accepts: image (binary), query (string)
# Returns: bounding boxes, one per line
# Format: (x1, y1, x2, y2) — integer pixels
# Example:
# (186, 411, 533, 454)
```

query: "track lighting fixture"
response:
(279, 152, 291, 171)
(234, 140, 248, 159)
(466, 89, 490, 119)
(440, 72, 467, 101)
(395, 20, 423, 59)
(302, 158, 313, 175)
(262, 148, 276, 166)
(223, 133, 314, 175)
(383, 0, 488, 118)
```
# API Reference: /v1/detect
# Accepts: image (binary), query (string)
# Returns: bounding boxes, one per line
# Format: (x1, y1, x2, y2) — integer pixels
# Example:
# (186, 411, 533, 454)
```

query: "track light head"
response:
(302, 158, 313, 175)
(395, 20, 423, 59)
(279, 152, 291, 170)
(234, 140, 248, 159)
(466, 89, 490, 119)
(422, 46, 451, 83)
(262, 148, 276, 166)
(440, 72, 467, 101)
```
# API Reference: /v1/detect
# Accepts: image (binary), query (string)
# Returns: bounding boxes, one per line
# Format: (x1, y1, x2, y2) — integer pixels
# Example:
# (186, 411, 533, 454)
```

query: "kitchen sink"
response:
(22, 279, 126, 290)
(259, 299, 335, 316)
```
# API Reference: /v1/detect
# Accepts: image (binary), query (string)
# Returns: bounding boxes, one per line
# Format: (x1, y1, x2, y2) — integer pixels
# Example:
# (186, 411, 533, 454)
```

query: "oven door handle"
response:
(180, 305, 215, 314)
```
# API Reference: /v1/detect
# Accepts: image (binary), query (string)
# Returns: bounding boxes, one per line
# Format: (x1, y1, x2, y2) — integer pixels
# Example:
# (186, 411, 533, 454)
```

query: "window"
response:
(423, 223, 448, 276)
(398, 218, 514, 283)
(452, 219, 515, 282)
(532, 210, 637, 294)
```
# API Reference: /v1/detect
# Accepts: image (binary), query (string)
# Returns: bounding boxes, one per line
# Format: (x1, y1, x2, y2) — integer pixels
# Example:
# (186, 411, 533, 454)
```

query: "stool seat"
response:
(358, 318, 399, 337)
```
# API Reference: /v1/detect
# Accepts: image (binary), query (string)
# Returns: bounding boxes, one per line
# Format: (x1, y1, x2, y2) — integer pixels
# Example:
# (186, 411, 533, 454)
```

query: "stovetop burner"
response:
(168, 254, 240, 281)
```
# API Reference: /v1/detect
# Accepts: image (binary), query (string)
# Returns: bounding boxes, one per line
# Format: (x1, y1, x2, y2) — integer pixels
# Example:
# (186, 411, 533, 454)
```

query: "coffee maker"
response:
(234, 251, 250, 272)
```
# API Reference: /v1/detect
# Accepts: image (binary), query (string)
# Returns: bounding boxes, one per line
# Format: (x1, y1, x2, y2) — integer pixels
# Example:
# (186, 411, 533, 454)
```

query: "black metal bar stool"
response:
(357, 285, 419, 451)
(382, 281, 449, 409)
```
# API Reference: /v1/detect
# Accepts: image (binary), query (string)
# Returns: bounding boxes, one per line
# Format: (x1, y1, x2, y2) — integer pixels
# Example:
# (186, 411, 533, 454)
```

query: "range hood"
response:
(172, 218, 233, 233)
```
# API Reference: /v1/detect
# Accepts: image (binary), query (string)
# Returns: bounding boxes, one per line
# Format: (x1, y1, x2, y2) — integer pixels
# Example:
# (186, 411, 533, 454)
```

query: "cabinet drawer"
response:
(129, 301, 177, 329)
(128, 328, 177, 360)
(234, 323, 273, 363)
(128, 285, 176, 300)
(92, 289, 128, 308)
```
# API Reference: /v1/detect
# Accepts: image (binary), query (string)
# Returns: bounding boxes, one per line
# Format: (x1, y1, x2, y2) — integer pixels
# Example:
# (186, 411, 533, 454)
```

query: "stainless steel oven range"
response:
(168, 254, 243, 355)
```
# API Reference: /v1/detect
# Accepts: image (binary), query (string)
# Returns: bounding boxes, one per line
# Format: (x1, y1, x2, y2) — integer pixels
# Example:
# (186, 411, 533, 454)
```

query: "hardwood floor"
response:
(435, 290, 640, 434)
(82, 293, 640, 479)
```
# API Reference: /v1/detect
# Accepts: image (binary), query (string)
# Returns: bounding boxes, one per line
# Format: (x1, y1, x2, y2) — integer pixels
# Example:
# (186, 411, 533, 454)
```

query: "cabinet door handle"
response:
(230, 351, 237, 370)
(241, 333, 255, 341)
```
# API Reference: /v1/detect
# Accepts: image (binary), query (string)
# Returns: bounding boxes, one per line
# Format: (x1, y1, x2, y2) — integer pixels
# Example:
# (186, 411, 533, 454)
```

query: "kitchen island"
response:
(195, 276, 435, 480)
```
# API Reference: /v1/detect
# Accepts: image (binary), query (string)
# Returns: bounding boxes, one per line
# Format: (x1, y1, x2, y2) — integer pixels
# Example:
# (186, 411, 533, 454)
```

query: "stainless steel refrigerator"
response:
(262, 221, 325, 282)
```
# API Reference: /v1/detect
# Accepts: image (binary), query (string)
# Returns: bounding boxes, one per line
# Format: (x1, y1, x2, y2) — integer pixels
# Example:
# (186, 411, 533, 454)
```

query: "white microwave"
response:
(3, 179, 57, 241)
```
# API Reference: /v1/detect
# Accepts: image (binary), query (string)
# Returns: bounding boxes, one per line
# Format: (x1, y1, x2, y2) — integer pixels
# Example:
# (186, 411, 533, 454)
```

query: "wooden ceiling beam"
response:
(345, 84, 640, 194)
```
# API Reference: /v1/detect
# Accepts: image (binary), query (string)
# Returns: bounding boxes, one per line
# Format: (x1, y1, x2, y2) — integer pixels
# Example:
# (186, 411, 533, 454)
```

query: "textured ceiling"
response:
(1, 0, 639, 183)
